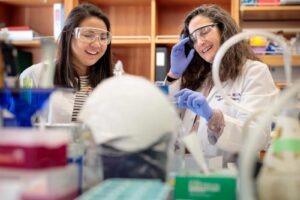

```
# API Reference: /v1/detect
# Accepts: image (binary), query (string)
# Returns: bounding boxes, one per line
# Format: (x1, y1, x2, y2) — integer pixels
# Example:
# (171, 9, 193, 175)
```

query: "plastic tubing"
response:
(212, 31, 291, 114)
(239, 79, 300, 200)
(211, 31, 293, 200)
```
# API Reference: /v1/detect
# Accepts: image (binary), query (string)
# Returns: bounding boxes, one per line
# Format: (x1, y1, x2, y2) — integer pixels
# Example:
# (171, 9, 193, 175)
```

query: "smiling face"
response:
(188, 15, 221, 63)
(71, 16, 108, 75)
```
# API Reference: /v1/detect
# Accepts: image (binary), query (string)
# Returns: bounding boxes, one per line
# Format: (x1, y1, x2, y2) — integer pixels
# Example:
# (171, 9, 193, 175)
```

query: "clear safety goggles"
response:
(189, 23, 218, 44)
(73, 27, 111, 45)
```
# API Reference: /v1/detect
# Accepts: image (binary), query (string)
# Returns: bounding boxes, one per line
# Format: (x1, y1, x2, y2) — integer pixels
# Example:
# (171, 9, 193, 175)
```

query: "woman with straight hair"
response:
(20, 3, 113, 123)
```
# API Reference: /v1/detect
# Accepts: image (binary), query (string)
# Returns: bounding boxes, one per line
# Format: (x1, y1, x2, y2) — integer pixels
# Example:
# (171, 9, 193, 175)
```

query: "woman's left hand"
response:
(174, 88, 213, 121)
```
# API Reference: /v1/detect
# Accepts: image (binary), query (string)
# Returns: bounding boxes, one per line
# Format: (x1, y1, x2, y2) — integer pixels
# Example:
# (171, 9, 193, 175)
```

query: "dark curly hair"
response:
(180, 4, 258, 90)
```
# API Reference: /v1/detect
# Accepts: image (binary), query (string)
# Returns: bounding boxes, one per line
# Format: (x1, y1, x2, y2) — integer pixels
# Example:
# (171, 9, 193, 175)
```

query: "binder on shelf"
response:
(155, 47, 168, 82)
(1, 43, 18, 76)
(53, 3, 64, 40)
(17, 50, 33, 74)
(241, 0, 256, 6)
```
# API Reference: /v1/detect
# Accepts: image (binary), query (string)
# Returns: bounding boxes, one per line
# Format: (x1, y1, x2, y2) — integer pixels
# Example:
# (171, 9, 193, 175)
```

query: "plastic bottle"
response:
(256, 98, 300, 200)
(113, 60, 125, 76)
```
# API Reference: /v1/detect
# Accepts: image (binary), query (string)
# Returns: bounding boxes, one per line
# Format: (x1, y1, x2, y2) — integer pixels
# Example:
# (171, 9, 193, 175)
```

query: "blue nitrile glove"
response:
(170, 37, 195, 78)
(174, 88, 213, 121)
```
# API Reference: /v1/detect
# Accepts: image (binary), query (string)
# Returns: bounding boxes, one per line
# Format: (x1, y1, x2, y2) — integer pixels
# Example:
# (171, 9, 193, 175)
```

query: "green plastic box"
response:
(174, 175, 236, 200)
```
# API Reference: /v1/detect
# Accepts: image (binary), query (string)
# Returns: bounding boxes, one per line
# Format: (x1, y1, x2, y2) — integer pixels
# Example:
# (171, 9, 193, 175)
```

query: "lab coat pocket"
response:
(216, 115, 244, 153)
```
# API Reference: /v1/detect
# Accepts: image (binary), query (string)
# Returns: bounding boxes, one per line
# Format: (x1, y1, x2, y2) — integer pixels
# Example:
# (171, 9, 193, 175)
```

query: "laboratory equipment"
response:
(39, 38, 56, 88)
(0, 128, 79, 200)
(79, 75, 178, 181)
(77, 178, 171, 200)
(240, 79, 300, 200)
(0, 88, 53, 127)
(174, 173, 236, 200)
(175, 129, 237, 200)
(290, 33, 300, 55)
(0, 165, 79, 200)
(249, 36, 268, 54)
(211, 30, 293, 200)
(113, 60, 124, 76)
(256, 96, 300, 200)
(0, 37, 56, 127)
(182, 133, 210, 175)
(155, 81, 169, 95)
(0, 128, 69, 169)
(37, 123, 103, 193)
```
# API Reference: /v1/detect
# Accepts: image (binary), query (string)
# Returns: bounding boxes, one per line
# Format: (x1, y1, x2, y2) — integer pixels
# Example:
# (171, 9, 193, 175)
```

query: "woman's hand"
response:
(170, 37, 195, 78)
(174, 88, 213, 121)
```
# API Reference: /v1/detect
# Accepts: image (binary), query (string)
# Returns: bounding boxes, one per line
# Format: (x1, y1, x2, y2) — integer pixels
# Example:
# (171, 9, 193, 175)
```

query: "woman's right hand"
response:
(170, 37, 195, 78)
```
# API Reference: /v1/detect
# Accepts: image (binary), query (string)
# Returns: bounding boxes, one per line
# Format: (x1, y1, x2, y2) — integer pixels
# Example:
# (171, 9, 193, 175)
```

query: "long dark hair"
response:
(181, 4, 258, 90)
(55, 3, 112, 89)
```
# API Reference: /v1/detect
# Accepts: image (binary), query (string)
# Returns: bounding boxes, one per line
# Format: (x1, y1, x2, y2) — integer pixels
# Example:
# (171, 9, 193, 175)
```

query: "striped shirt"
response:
(71, 76, 92, 122)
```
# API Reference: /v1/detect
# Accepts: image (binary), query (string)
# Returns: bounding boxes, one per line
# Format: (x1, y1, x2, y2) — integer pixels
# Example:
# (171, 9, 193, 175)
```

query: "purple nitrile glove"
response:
(174, 88, 193, 107)
(174, 88, 213, 122)
(170, 37, 195, 78)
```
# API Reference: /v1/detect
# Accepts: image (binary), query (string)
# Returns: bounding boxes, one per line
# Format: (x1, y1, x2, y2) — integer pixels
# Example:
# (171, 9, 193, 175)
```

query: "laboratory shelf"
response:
(111, 37, 151, 45)
(155, 37, 179, 45)
(240, 5, 300, 21)
(11, 40, 41, 48)
(258, 55, 300, 67)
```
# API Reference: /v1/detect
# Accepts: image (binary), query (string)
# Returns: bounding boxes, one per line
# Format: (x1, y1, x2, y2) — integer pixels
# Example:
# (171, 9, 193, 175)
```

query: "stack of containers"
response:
(241, 0, 281, 6)
(257, 0, 280, 5)
(241, 0, 257, 6)
(249, 36, 268, 54)
(0, 128, 79, 200)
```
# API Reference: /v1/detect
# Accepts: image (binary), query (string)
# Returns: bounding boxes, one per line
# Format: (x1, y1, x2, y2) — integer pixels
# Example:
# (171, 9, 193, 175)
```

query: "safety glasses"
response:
(189, 23, 218, 44)
(73, 27, 111, 45)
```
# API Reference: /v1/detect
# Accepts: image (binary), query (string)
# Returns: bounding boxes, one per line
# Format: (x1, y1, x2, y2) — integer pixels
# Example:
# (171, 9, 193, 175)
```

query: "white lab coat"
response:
(168, 59, 278, 165)
(19, 63, 75, 123)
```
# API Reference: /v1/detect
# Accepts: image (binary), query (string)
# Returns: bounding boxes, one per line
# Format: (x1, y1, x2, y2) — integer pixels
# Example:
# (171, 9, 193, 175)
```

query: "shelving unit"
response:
(62, 0, 153, 78)
(1, 0, 298, 80)
(240, 5, 300, 21)
(0, 0, 59, 64)
(0, 0, 61, 6)
(238, 0, 300, 68)
(257, 55, 300, 67)
(153, 0, 233, 80)
(11, 40, 41, 48)
(239, 4, 300, 38)
(61, 0, 236, 80)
